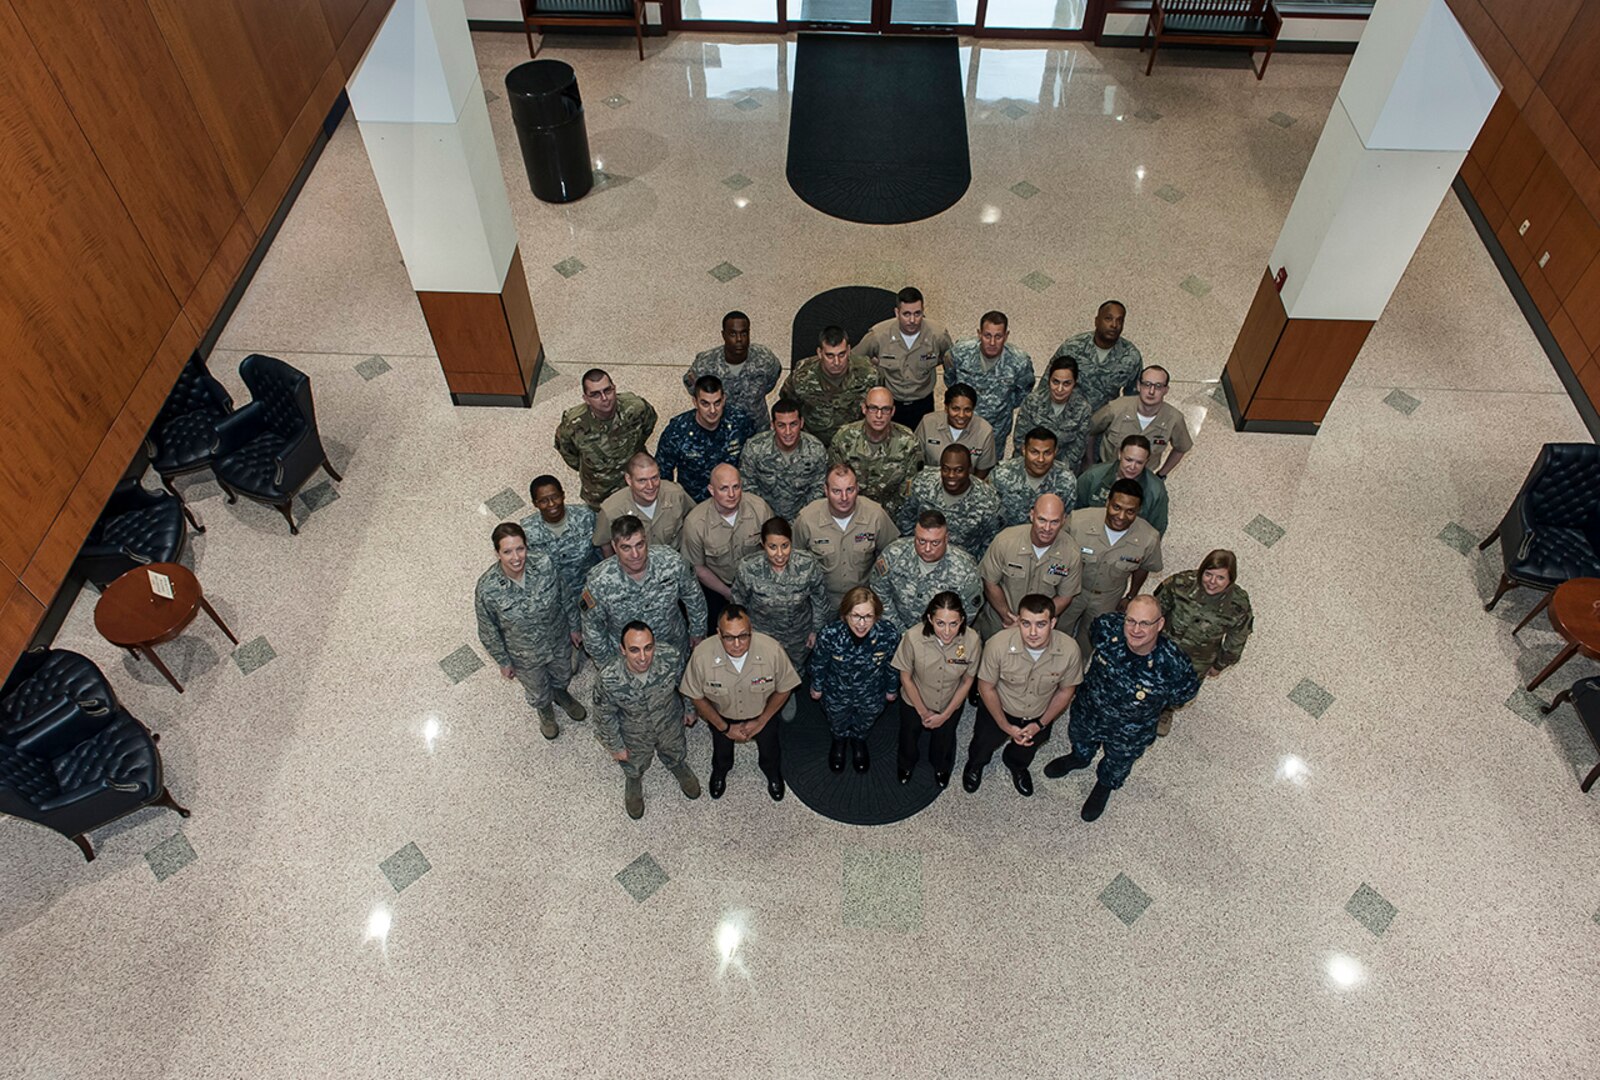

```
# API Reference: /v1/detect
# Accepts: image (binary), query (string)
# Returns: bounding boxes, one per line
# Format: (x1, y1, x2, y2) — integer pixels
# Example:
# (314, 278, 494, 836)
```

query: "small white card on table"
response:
(148, 569, 174, 599)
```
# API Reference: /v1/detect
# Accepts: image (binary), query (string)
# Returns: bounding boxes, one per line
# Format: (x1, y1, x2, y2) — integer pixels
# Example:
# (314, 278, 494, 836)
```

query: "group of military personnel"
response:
(475, 290, 1253, 823)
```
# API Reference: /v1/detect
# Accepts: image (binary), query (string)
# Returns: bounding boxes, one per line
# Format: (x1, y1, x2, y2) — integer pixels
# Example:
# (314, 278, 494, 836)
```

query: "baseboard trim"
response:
(451, 391, 534, 408)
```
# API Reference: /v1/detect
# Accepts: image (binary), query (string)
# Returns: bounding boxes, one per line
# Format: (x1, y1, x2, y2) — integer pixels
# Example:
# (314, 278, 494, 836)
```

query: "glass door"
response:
(886, 0, 979, 32)
(787, 0, 878, 29)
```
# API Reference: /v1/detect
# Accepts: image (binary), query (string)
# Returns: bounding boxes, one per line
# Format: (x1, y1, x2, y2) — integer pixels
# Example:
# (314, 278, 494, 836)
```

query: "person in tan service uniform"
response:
(593, 452, 693, 556)
(977, 493, 1082, 638)
(681, 605, 800, 802)
(913, 382, 998, 478)
(679, 464, 772, 634)
(1088, 365, 1193, 476)
(1060, 479, 1162, 653)
(962, 593, 1083, 797)
(792, 463, 898, 610)
(892, 590, 981, 788)
(855, 286, 954, 433)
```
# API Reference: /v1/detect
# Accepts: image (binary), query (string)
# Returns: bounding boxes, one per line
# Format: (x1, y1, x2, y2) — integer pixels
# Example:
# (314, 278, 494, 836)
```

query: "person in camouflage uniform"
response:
(475, 523, 585, 740)
(581, 514, 707, 667)
(896, 444, 1001, 558)
(731, 518, 829, 677)
(656, 376, 753, 503)
(554, 369, 658, 508)
(809, 586, 901, 774)
(1074, 435, 1169, 534)
(739, 399, 828, 521)
(1152, 549, 1253, 736)
(1042, 599, 1201, 822)
(990, 427, 1077, 527)
(592, 623, 701, 819)
(1013, 355, 1094, 470)
(943, 310, 1035, 453)
(829, 388, 922, 518)
(779, 325, 882, 449)
(871, 510, 984, 633)
(683, 311, 783, 432)
(521, 475, 601, 648)
(1051, 301, 1144, 415)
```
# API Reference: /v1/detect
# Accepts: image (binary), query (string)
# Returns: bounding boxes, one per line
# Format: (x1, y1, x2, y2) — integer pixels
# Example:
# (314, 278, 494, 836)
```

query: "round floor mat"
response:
(780, 692, 947, 825)
(791, 285, 898, 363)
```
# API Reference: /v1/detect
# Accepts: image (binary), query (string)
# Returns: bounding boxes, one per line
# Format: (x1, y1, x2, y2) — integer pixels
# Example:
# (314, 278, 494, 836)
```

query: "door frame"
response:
(665, 0, 1107, 40)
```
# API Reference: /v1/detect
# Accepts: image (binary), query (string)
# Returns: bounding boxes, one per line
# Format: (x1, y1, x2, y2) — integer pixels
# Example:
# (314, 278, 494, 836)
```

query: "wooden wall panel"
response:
(0, 580, 46, 673)
(10, 0, 240, 301)
(1538, 5, 1600, 167)
(1485, 115, 1543, 207)
(1252, 319, 1374, 404)
(145, 0, 336, 203)
(1479, 0, 1581, 80)
(320, 0, 369, 43)
(1503, 153, 1571, 260)
(337, 0, 396, 76)
(502, 250, 544, 388)
(0, 0, 178, 574)
(245, 56, 346, 233)
(1221, 268, 1287, 410)
(1567, 256, 1600, 356)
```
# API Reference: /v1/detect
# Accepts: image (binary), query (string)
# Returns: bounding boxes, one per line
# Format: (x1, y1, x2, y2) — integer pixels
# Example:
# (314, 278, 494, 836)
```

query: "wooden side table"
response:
(1524, 577, 1600, 692)
(93, 563, 238, 693)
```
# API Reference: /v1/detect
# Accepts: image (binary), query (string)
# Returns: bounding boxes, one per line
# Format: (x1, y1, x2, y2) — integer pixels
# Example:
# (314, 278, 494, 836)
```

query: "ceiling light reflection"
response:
(366, 905, 393, 948)
(714, 911, 751, 979)
(1326, 953, 1365, 989)
(734, 197, 749, 209)
(980, 205, 1001, 225)
(1277, 754, 1309, 785)
(422, 714, 442, 753)
(1134, 166, 1146, 180)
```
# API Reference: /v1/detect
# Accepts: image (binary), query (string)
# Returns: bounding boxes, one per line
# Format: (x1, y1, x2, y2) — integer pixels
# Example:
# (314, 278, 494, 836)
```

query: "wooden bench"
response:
(1142, 0, 1284, 80)
(519, 0, 648, 62)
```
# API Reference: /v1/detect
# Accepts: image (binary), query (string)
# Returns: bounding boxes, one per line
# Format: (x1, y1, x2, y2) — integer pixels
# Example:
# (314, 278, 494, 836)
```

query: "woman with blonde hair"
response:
(1151, 549, 1254, 736)
(809, 586, 901, 774)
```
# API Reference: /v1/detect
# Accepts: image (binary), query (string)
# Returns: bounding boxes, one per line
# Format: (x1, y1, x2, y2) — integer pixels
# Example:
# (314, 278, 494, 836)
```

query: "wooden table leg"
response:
(1512, 591, 1554, 635)
(139, 645, 185, 694)
(197, 594, 238, 645)
(1527, 641, 1579, 693)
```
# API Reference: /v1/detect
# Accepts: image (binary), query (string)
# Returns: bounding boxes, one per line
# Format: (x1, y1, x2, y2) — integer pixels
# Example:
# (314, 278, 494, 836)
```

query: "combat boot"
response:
(553, 688, 587, 721)
(537, 705, 560, 740)
(1080, 781, 1112, 822)
(624, 775, 644, 819)
(673, 766, 702, 799)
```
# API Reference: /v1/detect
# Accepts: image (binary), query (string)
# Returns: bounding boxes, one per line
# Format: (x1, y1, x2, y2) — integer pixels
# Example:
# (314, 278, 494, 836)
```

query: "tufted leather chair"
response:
(0, 649, 188, 861)
(210, 354, 342, 534)
(1481, 443, 1600, 612)
(146, 351, 234, 532)
(75, 468, 189, 589)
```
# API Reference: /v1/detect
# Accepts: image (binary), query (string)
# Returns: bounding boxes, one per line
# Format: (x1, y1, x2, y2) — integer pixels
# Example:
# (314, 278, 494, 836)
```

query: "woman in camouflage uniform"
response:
(1151, 549, 1254, 736)
(809, 586, 901, 774)
(1012, 355, 1093, 472)
(731, 517, 829, 719)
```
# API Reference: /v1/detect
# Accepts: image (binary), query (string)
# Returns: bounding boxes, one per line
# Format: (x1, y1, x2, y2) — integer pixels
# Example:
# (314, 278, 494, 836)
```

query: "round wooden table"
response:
(93, 562, 237, 693)
(1525, 577, 1600, 692)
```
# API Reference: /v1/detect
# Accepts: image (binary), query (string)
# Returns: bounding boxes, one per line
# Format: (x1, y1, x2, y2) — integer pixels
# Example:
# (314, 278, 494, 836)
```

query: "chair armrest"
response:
(1264, 0, 1283, 33)
(203, 378, 234, 417)
(36, 776, 119, 814)
(1501, 493, 1535, 564)
(4, 696, 114, 759)
(214, 401, 264, 456)
(275, 425, 325, 492)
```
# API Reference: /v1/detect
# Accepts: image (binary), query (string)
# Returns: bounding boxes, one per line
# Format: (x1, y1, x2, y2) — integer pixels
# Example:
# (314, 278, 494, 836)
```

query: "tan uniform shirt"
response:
(856, 317, 954, 401)
(592, 480, 694, 549)
(1066, 507, 1163, 599)
(976, 524, 1083, 636)
(891, 627, 982, 713)
(1090, 398, 1194, 469)
(791, 496, 899, 608)
(679, 631, 801, 721)
(679, 493, 773, 586)
(913, 412, 998, 472)
(976, 627, 1084, 719)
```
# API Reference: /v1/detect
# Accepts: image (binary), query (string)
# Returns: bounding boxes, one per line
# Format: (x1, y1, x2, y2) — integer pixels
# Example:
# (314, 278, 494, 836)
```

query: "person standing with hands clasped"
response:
(892, 591, 981, 788)
(809, 587, 901, 775)
(681, 605, 800, 802)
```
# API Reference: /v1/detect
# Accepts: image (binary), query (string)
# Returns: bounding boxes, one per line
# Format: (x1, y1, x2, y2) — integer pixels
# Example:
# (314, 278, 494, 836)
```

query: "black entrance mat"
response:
(786, 34, 971, 225)
(791, 285, 897, 363)
(780, 690, 948, 825)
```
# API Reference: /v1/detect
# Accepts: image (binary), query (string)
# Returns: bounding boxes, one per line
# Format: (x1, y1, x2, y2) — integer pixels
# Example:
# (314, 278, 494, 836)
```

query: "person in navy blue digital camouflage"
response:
(809, 586, 901, 775)
(1042, 596, 1200, 821)
(655, 375, 753, 502)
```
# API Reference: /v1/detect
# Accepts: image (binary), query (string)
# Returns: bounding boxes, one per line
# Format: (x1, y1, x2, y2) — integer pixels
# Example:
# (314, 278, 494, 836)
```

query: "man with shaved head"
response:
(1042, 596, 1201, 822)
(976, 493, 1082, 639)
(828, 386, 922, 519)
(679, 464, 771, 633)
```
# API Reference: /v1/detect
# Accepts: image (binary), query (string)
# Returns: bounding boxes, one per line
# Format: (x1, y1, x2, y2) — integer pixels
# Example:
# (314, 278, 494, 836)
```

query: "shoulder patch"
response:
(874, 556, 889, 576)
(581, 589, 597, 610)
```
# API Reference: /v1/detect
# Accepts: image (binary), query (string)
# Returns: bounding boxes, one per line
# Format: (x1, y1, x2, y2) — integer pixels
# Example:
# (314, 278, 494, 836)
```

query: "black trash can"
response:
(505, 60, 594, 203)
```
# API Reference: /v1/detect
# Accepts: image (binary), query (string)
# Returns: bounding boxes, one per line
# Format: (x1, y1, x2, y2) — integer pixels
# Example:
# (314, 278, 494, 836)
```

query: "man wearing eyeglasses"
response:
(829, 387, 922, 519)
(1042, 597, 1200, 822)
(554, 368, 658, 509)
(680, 605, 800, 802)
(1087, 365, 1193, 477)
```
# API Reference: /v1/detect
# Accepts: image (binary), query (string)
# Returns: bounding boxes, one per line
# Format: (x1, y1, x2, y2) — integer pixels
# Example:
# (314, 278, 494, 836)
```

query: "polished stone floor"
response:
(3, 27, 1598, 1080)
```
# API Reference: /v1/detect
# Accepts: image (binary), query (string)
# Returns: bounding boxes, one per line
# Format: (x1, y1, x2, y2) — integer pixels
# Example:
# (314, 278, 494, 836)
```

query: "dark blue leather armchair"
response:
(146, 351, 234, 532)
(75, 469, 189, 589)
(210, 354, 341, 535)
(0, 649, 188, 861)
(1481, 443, 1600, 612)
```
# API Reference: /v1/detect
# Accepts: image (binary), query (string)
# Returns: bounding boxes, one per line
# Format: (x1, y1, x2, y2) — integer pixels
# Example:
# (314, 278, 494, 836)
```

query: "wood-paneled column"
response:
(347, 0, 541, 406)
(1223, 0, 1500, 434)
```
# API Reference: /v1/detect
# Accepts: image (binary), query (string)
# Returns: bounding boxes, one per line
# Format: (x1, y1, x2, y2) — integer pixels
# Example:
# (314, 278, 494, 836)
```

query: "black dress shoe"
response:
(897, 766, 913, 784)
(852, 738, 870, 773)
(1042, 754, 1089, 780)
(829, 738, 846, 773)
(709, 772, 727, 800)
(934, 770, 951, 789)
(767, 775, 785, 801)
(1010, 767, 1034, 797)
(962, 767, 982, 793)
(1081, 781, 1111, 821)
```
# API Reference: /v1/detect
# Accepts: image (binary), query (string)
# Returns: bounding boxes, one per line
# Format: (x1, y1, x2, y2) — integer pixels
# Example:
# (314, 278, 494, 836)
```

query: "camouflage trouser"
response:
(617, 716, 689, 780)
(1063, 702, 1157, 789)
(510, 648, 572, 711)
